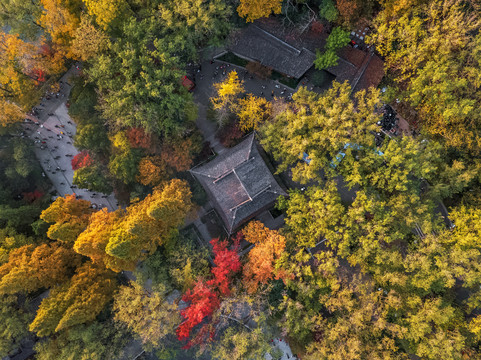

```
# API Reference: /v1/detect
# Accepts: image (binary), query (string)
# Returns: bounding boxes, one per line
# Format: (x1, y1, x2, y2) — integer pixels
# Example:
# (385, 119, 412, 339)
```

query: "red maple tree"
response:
(177, 281, 220, 342)
(31, 68, 46, 84)
(207, 238, 241, 296)
(176, 238, 241, 345)
(71, 151, 93, 170)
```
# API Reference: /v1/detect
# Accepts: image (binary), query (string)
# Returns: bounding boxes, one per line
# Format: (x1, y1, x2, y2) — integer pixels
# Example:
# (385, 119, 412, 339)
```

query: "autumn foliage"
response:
(22, 190, 44, 203)
(0, 243, 82, 295)
(71, 151, 94, 170)
(40, 194, 93, 243)
(237, 0, 282, 22)
(207, 238, 241, 296)
(177, 280, 220, 342)
(177, 238, 240, 345)
(137, 156, 165, 186)
(126, 127, 153, 150)
(242, 221, 286, 293)
(216, 120, 245, 148)
(29, 261, 117, 336)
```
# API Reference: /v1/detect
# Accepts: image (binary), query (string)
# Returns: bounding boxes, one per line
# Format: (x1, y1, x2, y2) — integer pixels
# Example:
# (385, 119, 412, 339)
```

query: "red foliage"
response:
(126, 127, 153, 150)
(39, 43, 53, 56)
(183, 322, 216, 350)
(32, 69, 46, 84)
(311, 20, 324, 33)
(176, 238, 241, 344)
(22, 190, 44, 203)
(177, 281, 220, 342)
(71, 151, 93, 170)
(207, 238, 241, 296)
(215, 121, 245, 148)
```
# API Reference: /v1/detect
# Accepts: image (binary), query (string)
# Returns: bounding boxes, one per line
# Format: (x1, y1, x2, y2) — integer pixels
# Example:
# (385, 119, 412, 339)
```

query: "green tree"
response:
(109, 149, 141, 185)
(34, 320, 129, 360)
(319, 0, 338, 22)
(314, 48, 339, 70)
(73, 165, 113, 194)
(261, 82, 381, 184)
(0, 205, 42, 233)
(88, 17, 194, 136)
(113, 281, 179, 349)
(157, 0, 232, 48)
(74, 122, 110, 153)
(0, 295, 32, 357)
(314, 27, 350, 70)
(0, 0, 42, 40)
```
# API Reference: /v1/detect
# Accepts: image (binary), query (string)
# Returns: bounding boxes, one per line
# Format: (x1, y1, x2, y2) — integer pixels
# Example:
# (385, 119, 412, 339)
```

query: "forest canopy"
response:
(2, 0, 481, 359)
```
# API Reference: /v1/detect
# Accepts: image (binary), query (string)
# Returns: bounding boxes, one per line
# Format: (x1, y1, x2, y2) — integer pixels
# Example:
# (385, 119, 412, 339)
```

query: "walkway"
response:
(24, 65, 117, 211)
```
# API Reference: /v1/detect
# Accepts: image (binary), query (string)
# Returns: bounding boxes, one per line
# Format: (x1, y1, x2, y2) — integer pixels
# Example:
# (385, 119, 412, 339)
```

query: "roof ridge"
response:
(245, 133, 255, 160)
(232, 168, 252, 201)
(250, 184, 272, 200)
(252, 25, 301, 56)
(190, 169, 217, 179)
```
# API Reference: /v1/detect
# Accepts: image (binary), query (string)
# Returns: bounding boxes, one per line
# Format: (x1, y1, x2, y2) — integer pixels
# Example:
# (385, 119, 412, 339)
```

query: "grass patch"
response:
(311, 69, 334, 88)
(216, 52, 249, 67)
(217, 52, 300, 88)
(271, 70, 300, 89)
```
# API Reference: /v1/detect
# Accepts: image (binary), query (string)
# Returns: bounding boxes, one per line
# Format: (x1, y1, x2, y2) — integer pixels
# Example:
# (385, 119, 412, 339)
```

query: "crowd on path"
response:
(23, 65, 117, 211)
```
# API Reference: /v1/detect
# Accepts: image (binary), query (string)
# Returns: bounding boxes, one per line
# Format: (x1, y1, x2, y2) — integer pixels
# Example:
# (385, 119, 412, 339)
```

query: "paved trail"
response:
(25, 66, 117, 211)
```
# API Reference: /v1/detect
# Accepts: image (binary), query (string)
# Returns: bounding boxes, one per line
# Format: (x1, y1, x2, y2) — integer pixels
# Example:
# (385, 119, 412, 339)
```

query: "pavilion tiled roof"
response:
(252, 19, 385, 93)
(228, 25, 316, 79)
(190, 134, 286, 233)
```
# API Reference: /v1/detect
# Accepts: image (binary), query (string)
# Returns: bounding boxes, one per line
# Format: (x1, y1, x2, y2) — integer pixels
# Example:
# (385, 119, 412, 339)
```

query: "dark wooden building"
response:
(190, 134, 286, 234)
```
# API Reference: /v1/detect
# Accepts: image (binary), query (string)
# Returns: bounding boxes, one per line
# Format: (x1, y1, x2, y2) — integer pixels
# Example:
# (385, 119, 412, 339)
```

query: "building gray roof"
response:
(191, 134, 286, 233)
(228, 24, 316, 79)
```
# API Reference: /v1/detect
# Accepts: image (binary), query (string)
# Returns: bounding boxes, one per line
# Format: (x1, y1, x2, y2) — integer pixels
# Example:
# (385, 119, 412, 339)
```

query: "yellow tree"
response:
(237, 0, 283, 22)
(236, 94, 272, 131)
(39, 0, 82, 59)
(0, 243, 82, 295)
(74, 179, 194, 272)
(0, 99, 24, 128)
(40, 194, 93, 243)
(74, 209, 134, 272)
(0, 31, 42, 109)
(82, 0, 130, 30)
(104, 179, 194, 268)
(242, 221, 286, 293)
(71, 15, 109, 61)
(29, 261, 117, 336)
(113, 281, 180, 348)
(211, 70, 245, 125)
(136, 156, 167, 187)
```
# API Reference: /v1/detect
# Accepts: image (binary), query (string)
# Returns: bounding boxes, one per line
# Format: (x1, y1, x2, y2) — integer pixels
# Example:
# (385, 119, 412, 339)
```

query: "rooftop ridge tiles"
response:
(252, 25, 301, 56)
(232, 167, 252, 201)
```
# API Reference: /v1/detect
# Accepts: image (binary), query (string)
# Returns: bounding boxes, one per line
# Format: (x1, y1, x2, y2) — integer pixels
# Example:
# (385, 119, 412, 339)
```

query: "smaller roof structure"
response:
(228, 24, 316, 79)
(181, 76, 195, 91)
(191, 134, 286, 233)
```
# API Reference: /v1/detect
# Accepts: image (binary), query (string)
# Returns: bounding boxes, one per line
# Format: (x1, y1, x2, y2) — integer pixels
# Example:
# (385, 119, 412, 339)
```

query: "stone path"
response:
(24, 66, 117, 211)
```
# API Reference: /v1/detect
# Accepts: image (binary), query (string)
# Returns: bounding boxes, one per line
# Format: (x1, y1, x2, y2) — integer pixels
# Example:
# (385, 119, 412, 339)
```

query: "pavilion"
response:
(190, 134, 286, 234)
